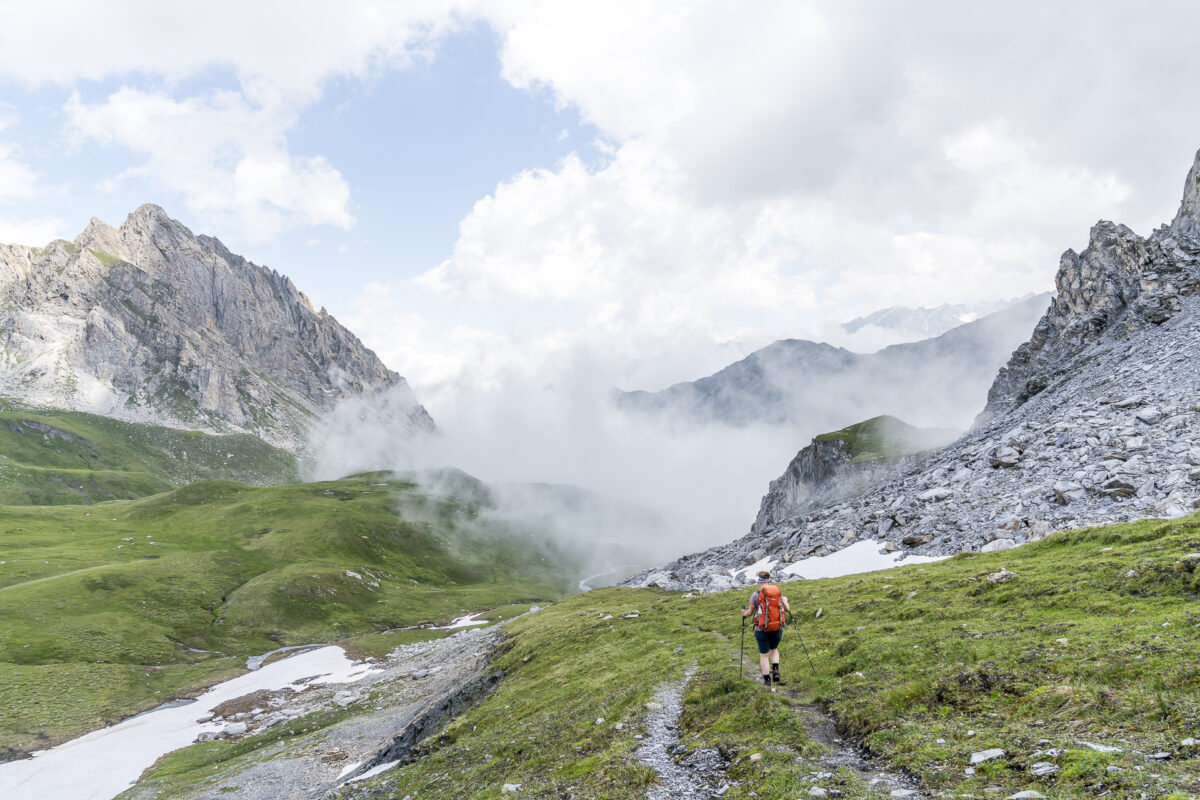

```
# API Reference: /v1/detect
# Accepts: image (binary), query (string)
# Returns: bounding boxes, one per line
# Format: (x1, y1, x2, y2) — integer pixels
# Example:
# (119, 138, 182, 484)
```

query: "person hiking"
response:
(741, 570, 790, 684)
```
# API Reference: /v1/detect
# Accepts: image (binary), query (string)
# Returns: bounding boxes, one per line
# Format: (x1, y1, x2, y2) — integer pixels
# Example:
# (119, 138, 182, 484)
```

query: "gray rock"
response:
(987, 569, 1016, 583)
(991, 447, 1022, 468)
(918, 487, 954, 502)
(1135, 406, 1165, 425)
(981, 538, 1017, 552)
(1029, 762, 1058, 776)
(1053, 481, 1086, 504)
(970, 748, 1006, 764)
(1007, 792, 1046, 799)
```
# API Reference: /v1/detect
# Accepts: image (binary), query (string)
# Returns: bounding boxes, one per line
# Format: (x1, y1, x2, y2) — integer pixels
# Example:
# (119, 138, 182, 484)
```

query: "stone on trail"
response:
(501, 783, 522, 794)
(1007, 792, 1047, 799)
(970, 748, 1006, 764)
(1079, 741, 1123, 753)
(1030, 761, 1058, 776)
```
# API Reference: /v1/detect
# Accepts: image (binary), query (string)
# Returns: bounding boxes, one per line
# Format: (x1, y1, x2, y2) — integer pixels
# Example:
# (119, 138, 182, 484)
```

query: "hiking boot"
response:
(772, 674, 785, 685)
(761, 674, 771, 685)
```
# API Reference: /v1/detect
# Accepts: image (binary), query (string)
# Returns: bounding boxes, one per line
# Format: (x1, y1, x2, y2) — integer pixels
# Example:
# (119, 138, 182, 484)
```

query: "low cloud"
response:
(64, 88, 354, 241)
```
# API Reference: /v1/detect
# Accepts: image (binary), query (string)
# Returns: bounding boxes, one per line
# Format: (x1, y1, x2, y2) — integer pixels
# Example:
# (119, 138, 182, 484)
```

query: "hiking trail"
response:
(635, 666, 731, 800)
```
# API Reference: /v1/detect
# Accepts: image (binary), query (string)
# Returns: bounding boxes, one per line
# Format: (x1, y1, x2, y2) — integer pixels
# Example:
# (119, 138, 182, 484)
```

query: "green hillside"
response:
(812, 414, 957, 464)
(318, 514, 1198, 800)
(0, 400, 297, 504)
(0, 472, 583, 756)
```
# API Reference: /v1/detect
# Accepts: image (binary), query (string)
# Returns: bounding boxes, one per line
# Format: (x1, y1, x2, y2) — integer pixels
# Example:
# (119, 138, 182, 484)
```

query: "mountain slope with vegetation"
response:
(0, 472, 584, 758)
(322, 513, 1199, 800)
(0, 400, 297, 504)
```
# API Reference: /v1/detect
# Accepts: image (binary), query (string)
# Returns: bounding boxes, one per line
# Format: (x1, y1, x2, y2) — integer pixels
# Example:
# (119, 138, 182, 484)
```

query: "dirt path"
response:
(635, 666, 731, 800)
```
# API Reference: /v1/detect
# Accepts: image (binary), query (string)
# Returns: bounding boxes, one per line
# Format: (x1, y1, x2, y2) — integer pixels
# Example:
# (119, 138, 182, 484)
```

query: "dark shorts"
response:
(753, 628, 783, 654)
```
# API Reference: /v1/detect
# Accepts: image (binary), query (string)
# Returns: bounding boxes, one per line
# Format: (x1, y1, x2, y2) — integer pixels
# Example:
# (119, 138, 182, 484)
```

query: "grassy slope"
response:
(0, 400, 297, 504)
(0, 473, 582, 756)
(337, 514, 1200, 800)
(813, 414, 957, 465)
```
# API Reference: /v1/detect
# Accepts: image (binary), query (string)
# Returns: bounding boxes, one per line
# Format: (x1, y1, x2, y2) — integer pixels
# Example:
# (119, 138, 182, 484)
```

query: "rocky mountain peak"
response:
(627, 148, 1200, 593)
(979, 149, 1200, 424)
(0, 206, 434, 449)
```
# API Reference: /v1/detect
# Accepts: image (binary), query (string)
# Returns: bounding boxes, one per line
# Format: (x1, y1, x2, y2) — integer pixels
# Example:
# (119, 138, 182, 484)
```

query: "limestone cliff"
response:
(0, 205, 434, 449)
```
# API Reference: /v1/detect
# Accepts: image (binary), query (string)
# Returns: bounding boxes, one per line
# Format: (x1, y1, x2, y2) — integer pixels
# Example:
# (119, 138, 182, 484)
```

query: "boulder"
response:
(1135, 406, 1164, 425)
(991, 447, 1021, 468)
(970, 748, 1006, 764)
(1100, 478, 1136, 498)
(982, 538, 1017, 552)
(1053, 481, 1086, 504)
(987, 569, 1016, 583)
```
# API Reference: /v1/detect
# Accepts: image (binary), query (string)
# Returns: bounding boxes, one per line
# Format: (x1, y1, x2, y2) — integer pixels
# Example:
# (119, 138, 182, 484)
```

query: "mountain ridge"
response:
(615, 293, 1050, 432)
(0, 205, 434, 450)
(627, 148, 1200, 592)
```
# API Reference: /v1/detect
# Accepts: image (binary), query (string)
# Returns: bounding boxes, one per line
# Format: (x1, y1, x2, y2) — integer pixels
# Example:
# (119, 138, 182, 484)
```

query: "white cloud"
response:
(0, 216, 67, 246)
(65, 88, 354, 240)
(0, 2, 461, 103)
(0, 104, 38, 202)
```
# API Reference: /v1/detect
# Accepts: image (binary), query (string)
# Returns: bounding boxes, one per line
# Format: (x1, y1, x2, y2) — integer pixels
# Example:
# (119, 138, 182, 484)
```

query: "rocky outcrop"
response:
(0, 205, 434, 448)
(616, 295, 1049, 432)
(626, 149, 1200, 592)
(752, 416, 955, 533)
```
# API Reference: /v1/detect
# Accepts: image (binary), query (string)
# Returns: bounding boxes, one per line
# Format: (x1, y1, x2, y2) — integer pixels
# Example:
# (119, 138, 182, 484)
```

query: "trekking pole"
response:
(786, 609, 817, 675)
(739, 606, 747, 678)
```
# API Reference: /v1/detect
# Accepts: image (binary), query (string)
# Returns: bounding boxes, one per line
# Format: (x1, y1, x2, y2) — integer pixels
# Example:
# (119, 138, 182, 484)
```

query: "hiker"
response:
(741, 570, 790, 684)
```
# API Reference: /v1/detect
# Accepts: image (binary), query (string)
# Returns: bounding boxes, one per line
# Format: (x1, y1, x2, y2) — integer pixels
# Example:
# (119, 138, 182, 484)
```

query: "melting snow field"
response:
(732, 539, 946, 583)
(436, 612, 489, 630)
(0, 646, 376, 800)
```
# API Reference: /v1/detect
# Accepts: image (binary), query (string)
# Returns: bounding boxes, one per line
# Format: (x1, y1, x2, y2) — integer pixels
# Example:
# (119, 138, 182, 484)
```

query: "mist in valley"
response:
(302, 296, 1050, 581)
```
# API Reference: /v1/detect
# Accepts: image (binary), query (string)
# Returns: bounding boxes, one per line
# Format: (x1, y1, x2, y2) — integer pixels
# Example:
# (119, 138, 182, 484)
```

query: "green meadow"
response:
(0, 401, 297, 504)
(0, 473, 582, 757)
(331, 514, 1200, 800)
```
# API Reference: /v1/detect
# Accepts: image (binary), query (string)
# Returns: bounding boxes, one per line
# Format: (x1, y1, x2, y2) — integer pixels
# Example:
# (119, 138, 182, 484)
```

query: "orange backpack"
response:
(755, 583, 783, 632)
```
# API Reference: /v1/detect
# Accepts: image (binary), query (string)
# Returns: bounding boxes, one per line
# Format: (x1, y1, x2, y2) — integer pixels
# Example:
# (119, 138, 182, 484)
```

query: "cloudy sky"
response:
(3, 1, 1200, 526)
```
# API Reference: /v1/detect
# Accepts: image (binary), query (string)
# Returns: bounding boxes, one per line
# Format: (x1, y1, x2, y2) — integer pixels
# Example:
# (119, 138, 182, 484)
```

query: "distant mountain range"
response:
(0, 205, 434, 449)
(615, 292, 1051, 432)
(841, 294, 1039, 340)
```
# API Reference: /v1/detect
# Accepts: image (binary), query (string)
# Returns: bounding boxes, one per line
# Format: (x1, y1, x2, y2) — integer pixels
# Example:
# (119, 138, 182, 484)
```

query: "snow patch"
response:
(780, 539, 945, 580)
(0, 646, 376, 800)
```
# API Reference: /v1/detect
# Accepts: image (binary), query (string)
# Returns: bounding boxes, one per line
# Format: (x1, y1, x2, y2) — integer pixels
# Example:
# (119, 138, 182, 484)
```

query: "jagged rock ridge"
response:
(0, 205, 434, 448)
(627, 149, 1200, 592)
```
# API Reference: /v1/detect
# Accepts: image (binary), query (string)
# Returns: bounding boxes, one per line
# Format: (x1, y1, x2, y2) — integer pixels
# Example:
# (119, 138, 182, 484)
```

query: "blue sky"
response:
(0, 22, 603, 314)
